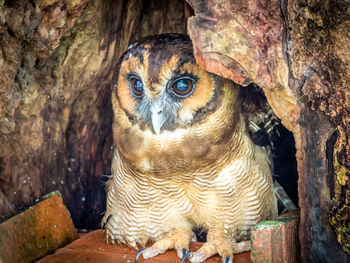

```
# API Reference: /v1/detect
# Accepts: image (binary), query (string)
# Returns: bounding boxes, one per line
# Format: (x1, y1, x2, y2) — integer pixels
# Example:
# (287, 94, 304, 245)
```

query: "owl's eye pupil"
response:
(171, 78, 194, 98)
(130, 77, 143, 98)
(176, 79, 188, 92)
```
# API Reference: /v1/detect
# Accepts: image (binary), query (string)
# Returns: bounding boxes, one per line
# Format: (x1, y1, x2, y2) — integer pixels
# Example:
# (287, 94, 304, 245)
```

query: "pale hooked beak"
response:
(150, 102, 166, 134)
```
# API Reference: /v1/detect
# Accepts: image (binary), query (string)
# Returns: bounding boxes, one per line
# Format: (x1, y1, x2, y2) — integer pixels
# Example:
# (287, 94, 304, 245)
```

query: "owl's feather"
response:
(103, 34, 277, 262)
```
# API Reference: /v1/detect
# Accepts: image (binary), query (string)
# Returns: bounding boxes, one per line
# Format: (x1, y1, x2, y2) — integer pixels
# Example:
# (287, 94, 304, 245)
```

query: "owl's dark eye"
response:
(129, 77, 144, 98)
(171, 78, 195, 98)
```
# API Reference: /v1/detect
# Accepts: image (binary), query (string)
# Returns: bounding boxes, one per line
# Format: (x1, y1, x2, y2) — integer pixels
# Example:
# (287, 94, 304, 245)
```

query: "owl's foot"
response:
(189, 241, 232, 263)
(135, 228, 193, 261)
(188, 229, 251, 263)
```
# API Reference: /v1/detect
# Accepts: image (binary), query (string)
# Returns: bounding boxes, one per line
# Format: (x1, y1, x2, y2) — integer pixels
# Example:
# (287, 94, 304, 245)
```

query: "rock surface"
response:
(0, 191, 77, 263)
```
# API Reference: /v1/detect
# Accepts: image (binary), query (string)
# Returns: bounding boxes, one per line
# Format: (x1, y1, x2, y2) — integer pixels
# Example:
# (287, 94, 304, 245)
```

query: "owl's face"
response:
(115, 34, 218, 134)
(112, 34, 241, 172)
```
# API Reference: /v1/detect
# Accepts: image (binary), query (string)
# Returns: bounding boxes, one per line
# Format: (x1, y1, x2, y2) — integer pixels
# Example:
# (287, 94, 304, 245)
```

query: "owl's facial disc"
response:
(116, 34, 219, 137)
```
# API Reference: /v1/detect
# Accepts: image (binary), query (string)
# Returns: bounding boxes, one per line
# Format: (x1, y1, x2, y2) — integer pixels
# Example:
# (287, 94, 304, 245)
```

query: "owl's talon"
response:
(181, 251, 194, 263)
(177, 247, 188, 259)
(223, 256, 233, 263)
(135, 247, 147, 262)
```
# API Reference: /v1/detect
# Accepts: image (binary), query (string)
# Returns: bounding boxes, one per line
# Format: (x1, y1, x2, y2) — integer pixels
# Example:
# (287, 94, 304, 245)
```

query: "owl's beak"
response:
(150, 102, 166, 134)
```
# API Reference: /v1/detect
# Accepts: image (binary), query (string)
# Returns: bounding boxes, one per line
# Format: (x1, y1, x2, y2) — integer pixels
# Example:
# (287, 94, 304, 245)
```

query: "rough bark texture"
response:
(287, 2, 350, 259)
(186, 0, 299, 131)
(186, 0, 350, 262)
(0, 0, 191, 229)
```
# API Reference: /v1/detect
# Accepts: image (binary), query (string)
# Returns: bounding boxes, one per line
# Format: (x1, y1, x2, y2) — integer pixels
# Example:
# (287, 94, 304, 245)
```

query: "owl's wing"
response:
(240, 83, 280, 147)
(240, 84, 296, 214)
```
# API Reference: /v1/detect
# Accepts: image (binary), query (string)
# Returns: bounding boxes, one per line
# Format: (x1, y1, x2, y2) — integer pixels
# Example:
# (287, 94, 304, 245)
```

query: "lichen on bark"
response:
(329, 126, 350, 254)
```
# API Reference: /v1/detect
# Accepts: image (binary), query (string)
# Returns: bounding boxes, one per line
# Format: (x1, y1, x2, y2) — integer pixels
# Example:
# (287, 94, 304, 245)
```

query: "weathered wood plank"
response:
(37, 230, 250, 263)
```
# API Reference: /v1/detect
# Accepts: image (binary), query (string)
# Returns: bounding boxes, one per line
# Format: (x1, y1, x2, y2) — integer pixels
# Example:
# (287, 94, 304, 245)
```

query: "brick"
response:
(251, 212, 300, 263)
(37, 230, 251, 263)
(0, 191, 78, 263)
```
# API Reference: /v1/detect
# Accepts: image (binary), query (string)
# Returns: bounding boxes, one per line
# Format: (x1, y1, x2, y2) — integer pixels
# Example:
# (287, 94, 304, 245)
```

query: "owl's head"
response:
(114, 34, 228, 134)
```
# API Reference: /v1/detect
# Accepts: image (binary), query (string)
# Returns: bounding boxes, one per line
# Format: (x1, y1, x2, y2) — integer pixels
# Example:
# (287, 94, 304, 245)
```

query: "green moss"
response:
(329, 206, 350, 254)
(336, 165, 347, 186)
(333, 131, 348, 186)
(41, 191, 62, 200)
(254, 214, 299, 231)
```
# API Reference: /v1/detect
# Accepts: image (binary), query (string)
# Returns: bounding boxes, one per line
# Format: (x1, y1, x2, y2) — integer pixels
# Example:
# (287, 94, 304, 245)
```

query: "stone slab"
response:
(0, 191, 78, 263)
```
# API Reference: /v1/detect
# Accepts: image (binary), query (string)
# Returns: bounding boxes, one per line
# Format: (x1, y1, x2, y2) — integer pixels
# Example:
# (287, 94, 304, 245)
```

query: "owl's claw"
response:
(181, 251, 194, 263)
(177, 247, 187, 259)
(135, 246, 190, 262)
(135, 247, 146, 262)
(223, 256, 233, 263)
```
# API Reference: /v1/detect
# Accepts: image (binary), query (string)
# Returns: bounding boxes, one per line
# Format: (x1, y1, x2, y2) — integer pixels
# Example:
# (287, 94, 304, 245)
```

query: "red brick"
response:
(251, 212, 300, 263)
(0, 191, 78, 263)
(37, 230, 251, 263)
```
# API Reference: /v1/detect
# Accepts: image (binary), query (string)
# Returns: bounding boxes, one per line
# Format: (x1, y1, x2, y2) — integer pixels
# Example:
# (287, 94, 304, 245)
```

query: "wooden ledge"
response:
(37, 230, 251, 263)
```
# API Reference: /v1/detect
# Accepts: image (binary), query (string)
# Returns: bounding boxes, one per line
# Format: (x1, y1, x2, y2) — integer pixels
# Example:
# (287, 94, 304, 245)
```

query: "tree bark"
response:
(0, 0, 191, 229)
(186, 0, 350, 261)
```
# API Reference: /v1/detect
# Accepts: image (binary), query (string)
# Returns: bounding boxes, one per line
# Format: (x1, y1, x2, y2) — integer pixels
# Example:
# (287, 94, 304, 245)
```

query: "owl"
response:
(102, 34, 277, 263)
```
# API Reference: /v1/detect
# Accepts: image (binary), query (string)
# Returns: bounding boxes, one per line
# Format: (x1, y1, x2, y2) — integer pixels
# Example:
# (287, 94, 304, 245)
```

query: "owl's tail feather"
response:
(274, 181, 297, 215)
(241, 83, 281, 147)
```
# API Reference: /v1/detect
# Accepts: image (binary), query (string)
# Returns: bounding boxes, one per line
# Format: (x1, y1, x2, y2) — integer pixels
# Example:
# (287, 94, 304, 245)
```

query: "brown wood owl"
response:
(103, 34, 277, 263)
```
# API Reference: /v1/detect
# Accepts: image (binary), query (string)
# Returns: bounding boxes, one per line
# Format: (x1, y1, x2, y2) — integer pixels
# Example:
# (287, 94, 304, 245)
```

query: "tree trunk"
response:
(186, 0, 350, 261)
